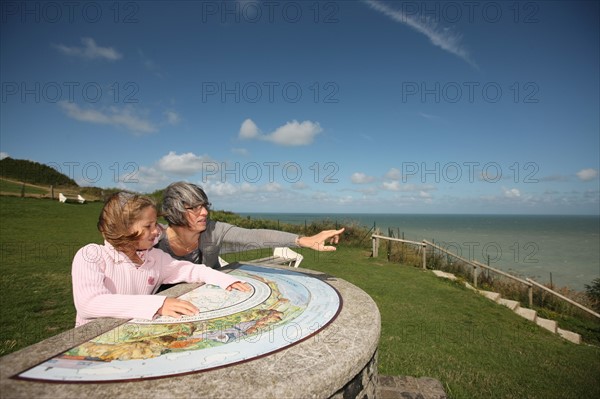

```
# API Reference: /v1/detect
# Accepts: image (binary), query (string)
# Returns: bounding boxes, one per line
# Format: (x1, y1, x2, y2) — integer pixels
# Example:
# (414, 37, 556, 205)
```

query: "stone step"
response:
(497, 298, 520, 311)
(478, 290, 501, 302)
(515, 307, 537, 322)
(557, 328, 582, 344)
(536, 317, 558, 334)
(431, 270, 457, 281)
(430, 270, 582, 346)
(464, 282, 477, 291)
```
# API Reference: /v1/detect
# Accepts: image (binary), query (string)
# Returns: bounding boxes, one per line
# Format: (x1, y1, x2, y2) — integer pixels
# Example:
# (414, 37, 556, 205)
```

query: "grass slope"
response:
(0, 197, 103, 354)
(1, 196, 599, 398)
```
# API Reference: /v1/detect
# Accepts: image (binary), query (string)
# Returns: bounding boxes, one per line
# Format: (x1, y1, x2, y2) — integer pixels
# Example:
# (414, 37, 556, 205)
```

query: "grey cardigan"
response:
(155, 220, 299, 268)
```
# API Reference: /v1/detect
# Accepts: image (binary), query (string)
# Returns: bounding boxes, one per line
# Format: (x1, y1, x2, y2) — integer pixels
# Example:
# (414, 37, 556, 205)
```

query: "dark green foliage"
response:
(0, 157, 77, 187)
(585, 278, 600, 312)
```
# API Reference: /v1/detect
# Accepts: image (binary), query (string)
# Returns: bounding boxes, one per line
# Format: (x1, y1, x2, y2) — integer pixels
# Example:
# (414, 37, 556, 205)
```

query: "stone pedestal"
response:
(0, 264, 381, 398)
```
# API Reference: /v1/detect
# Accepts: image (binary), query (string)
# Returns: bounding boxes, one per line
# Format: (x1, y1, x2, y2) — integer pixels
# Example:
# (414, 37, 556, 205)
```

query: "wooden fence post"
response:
(473, 265, 478, 288)
(422, 242, 427, 269)
(528, 285, 533, 308)
(372, 236, 379, 258)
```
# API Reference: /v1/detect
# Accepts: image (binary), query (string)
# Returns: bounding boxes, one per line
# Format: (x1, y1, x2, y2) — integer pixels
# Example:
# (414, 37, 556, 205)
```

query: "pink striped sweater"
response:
(71, 241, 241, 326)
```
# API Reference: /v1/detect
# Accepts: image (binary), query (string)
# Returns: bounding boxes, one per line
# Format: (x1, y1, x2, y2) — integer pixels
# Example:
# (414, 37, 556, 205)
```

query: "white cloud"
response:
(503, 187, 521, 198)
(338, 195, 355, 205)
(59, 102, 157, 134)
(204, 181, 238, 196)
(266, 120, 323, 146)
(0, 152, 8, 160)
(418, 112, 439, 120)
(351, 172, 376, 184)
(265, 182, 283, 192)
(311, 191, 330, 201)
(382, 181, 435, 192)
(291, 181, 308, 190)
(202, 180, 283, 198)
(157, 151, 213, 175)
(239, 118, 260, 139)
(364, 0, 477, 68)
(239, 182, 259, 193)
(165, 111, 181, 125)
(385, 168, 401, 180)
(54, 37, 122, 61)
(383, 181, 401, 191)
(136, 166, 168, 187)
(238, 119, 322, 146)
(576, 168, 598, 181)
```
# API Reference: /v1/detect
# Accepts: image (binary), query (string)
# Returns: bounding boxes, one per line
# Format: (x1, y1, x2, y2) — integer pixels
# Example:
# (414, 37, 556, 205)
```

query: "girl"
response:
(71, 192, 250, 326)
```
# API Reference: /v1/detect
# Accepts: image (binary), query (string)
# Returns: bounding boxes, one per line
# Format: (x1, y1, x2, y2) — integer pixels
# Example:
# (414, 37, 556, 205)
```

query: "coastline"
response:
(238, 213, 600, 291)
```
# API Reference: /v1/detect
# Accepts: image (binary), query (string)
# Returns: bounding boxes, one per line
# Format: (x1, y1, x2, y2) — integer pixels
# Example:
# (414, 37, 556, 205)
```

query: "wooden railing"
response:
(372, 233, 600, 318)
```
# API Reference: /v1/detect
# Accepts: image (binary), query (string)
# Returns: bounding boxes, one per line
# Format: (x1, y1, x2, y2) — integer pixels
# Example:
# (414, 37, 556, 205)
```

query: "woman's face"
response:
(184, 203, 209, 233)
(131, 206, 160, 250)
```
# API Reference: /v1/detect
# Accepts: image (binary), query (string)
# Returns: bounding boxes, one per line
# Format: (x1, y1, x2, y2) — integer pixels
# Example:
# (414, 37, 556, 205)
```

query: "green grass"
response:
(296, 246, 600, 399)
(225, 245, 600, 398)
(0, 196, 103, 354)
(0, 178, 48, 195)
(1, 196, 599, 398)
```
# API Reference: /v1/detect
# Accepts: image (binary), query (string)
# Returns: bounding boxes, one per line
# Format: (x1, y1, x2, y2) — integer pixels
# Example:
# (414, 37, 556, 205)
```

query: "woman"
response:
(155, 182, 345, 268)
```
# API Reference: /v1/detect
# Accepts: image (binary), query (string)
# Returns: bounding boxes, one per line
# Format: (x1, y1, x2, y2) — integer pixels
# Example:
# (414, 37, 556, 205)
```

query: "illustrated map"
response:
(17, 264, 341, 382)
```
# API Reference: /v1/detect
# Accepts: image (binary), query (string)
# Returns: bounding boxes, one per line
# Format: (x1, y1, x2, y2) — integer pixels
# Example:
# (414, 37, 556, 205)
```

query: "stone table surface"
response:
(0, 263, 381, 399)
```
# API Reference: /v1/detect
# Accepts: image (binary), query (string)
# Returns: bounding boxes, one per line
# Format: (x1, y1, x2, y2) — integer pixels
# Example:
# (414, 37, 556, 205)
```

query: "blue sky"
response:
(1, 0, 598, 214)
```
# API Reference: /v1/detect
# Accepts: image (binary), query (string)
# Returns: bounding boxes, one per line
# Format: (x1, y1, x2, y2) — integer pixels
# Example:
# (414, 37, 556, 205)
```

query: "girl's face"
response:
(131, 206, 159, 250)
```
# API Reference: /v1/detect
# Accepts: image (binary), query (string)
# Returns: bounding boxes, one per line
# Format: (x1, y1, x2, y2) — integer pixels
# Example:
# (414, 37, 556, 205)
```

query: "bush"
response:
(585, 278, 600, 312)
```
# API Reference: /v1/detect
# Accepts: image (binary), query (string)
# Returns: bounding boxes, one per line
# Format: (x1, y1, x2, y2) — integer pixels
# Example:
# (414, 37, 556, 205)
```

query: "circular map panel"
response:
(17, 264, 342, 382)
(130, 275, 273, 324)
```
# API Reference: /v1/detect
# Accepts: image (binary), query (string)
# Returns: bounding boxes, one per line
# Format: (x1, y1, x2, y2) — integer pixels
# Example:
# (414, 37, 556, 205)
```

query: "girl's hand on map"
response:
(157, 297, 199, 318)
(297, 228, 345, 251)
(227, 282, 252, 292)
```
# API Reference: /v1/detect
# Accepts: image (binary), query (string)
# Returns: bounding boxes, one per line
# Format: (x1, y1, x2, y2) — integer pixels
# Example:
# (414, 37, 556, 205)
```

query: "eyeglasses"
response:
(185, 203, 211, 213)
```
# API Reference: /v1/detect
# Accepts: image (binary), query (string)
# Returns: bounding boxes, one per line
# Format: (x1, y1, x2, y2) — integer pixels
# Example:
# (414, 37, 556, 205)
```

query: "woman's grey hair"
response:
(161, 182, 210, 227)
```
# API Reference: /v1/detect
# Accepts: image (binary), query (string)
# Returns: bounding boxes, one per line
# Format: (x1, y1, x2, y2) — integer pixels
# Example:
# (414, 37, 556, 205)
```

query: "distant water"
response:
(239, 213, 600, 291)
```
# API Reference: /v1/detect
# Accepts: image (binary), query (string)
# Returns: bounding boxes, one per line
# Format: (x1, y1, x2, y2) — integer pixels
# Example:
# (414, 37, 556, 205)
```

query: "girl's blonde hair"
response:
(97, 192, 156, 252)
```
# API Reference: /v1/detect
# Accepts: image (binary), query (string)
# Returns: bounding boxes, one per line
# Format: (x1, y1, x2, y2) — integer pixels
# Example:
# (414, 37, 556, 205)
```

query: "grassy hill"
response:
(0, 157, 77, 187)
(0, 158, 119, 201)
(0, 177, 109, 201)
(0, 195, 599, 398)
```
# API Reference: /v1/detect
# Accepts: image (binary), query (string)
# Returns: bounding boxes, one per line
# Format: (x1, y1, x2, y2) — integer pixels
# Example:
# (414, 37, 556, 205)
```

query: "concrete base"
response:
(0, 263, 381, 399)
(331, 351, 379, 398)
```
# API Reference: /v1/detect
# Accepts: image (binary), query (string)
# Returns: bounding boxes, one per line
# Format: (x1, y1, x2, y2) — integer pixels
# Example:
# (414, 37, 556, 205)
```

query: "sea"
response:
(238, 213, 600, 292)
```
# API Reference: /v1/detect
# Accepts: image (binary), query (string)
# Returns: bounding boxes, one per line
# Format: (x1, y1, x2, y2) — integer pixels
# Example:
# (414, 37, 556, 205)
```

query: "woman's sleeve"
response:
(216, 222, 299, 252)
(72, 245, 166, 321)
